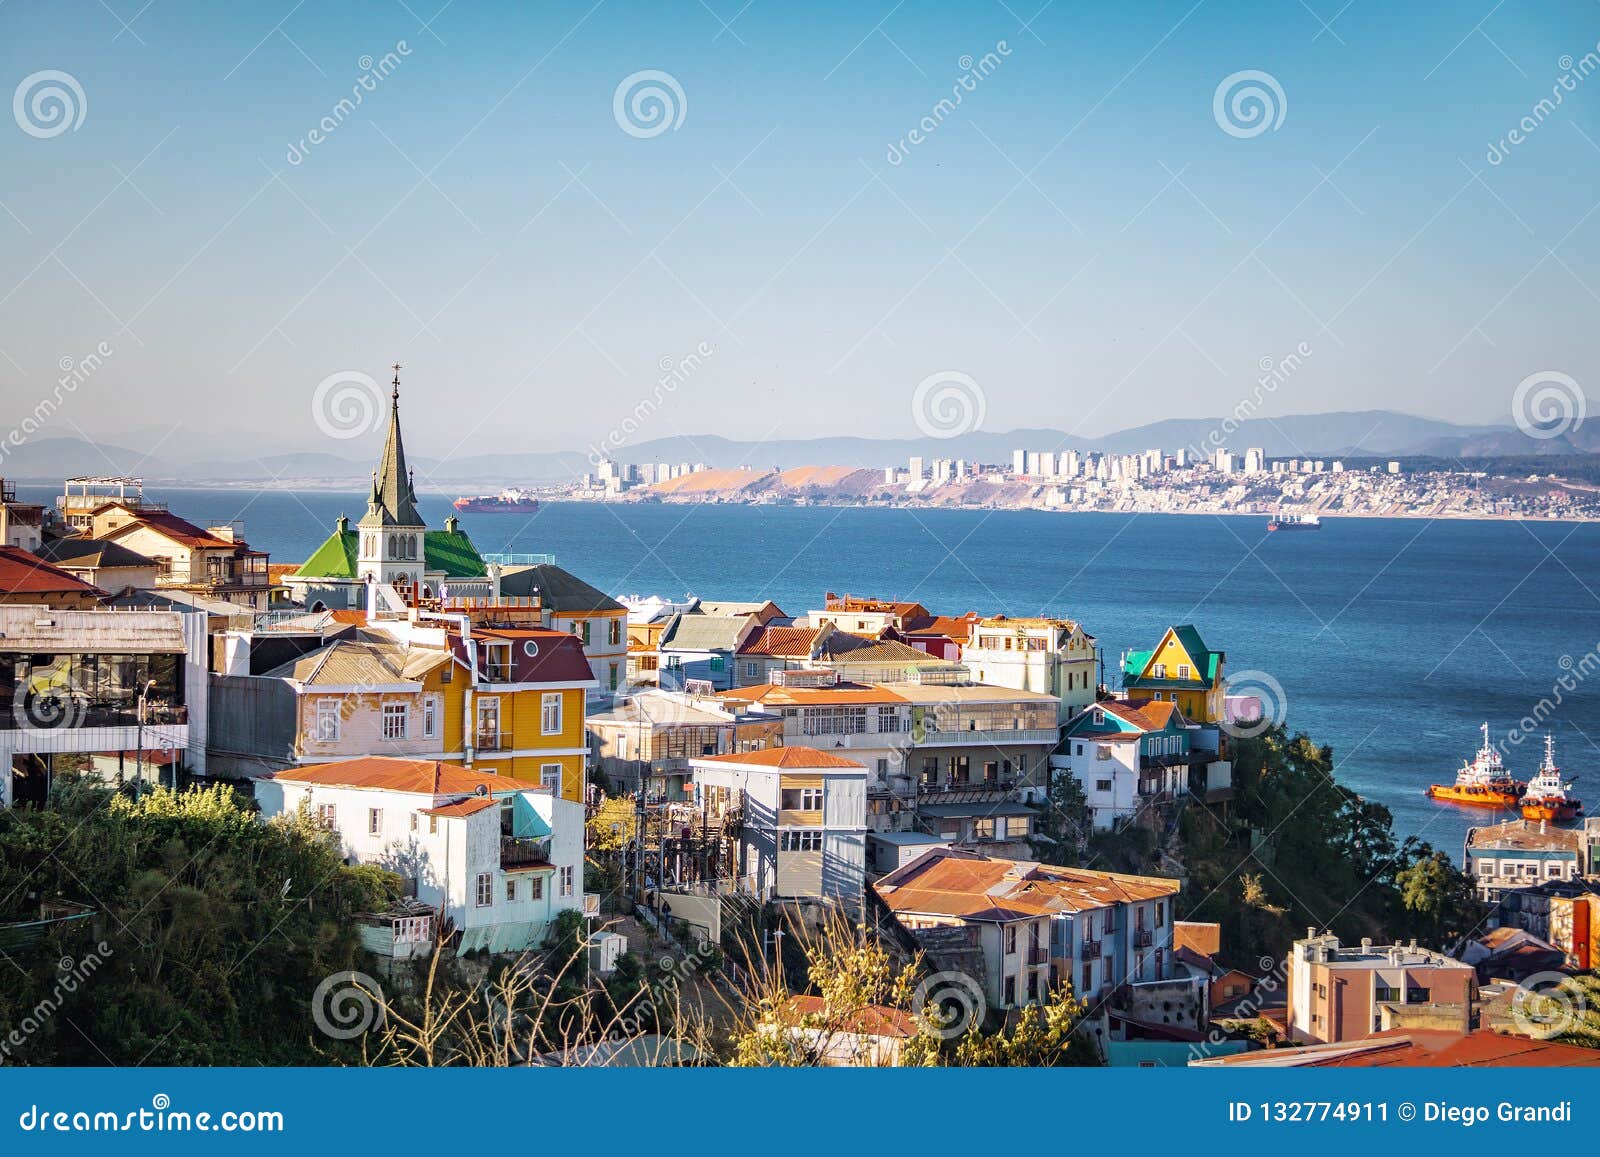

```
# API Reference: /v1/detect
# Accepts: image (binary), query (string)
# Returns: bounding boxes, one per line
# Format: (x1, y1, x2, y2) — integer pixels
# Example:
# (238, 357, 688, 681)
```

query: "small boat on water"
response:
(1267, 513, 1321, 531)
(1520, 735, 1583, 822)
(1426, 723, 1525, 809)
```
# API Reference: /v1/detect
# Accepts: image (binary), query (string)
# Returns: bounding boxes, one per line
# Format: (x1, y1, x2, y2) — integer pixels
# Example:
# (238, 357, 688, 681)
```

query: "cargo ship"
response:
(1426, 723, 1525, 809)
(452, 488, 540, 515)
(1267, 513, 1321, 531)
(1519, 735, 1583, 822)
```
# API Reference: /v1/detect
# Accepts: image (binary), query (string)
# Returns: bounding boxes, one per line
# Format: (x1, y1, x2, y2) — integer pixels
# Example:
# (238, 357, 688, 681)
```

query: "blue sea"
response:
(25, 484, 1600, 864)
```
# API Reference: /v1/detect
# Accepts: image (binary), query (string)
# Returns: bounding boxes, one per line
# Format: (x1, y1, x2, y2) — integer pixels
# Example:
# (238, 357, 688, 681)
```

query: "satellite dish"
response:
(475, 785, 488, 796)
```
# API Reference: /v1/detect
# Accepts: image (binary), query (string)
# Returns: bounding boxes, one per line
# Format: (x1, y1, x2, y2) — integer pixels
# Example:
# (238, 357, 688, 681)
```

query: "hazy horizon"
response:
(3, 1, 1597, 466)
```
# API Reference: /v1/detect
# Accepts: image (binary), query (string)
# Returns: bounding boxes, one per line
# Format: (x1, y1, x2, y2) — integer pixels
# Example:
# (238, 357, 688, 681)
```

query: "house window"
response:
(609, 663, 620, 691)
(382, 703, 409, 740)
(781, 787, 824, 810)
(314, 700, 341, 742)
(1095, 779, 1112, 792)
(1003, 977, 1016, 1007)
(1005, 925, 1018, 955)
(779, 830, 822, 852)
(559, 866, 574, 897)
(317, 803, 336, 826)
(744, 661, 759, 679)
(580, 620, 592, 645)
(475, 873, 493, 907)
(1152, 664, 1166, 678)
(1178, 664, 1191, 679)
(529, 876, 544, 901)
(541, 764, 563, 797)
(541, 692, 562, 735)
(422, 696, 438, 740)
(1081, 962, 1094, 993)
(428, 815, 439, 835)
(440, 663, 452, 684)
(609, 619, 622, 646)
(506, 878, 517, 902)
(368, 808, 382, 835)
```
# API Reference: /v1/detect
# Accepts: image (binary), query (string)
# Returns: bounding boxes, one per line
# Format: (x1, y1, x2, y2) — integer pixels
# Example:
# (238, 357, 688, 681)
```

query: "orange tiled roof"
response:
(694, 745, 864, 770)
(738, 625, 822, 657)
(272, 756, 533, 795)
(1309, 1029, 1600, 1068)
(0, 546, 105, 597)
(422, 796, 500, 818)
(784, 995, 917, 1038)
(876, 849, 1180, 922)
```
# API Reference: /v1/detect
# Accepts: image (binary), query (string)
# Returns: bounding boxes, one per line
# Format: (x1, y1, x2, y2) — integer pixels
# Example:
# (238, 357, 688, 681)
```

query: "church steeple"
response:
(359, 363, 423, 529)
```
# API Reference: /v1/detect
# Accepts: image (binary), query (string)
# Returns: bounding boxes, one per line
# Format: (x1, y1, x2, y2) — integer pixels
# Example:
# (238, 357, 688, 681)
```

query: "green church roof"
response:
(293, 527, 487, 580)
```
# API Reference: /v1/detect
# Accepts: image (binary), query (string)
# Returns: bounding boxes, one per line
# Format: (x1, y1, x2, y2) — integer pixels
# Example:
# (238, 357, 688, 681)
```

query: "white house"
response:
(689, 745, 867, 908)
(255, 755, 586, 953)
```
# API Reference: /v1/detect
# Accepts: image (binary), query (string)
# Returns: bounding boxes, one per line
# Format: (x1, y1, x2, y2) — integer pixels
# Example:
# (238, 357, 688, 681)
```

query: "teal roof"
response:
(293, 528, 486, 580)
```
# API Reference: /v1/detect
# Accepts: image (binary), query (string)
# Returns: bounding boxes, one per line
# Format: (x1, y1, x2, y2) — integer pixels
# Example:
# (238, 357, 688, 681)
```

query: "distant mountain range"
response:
(1, 409, 1593, 488)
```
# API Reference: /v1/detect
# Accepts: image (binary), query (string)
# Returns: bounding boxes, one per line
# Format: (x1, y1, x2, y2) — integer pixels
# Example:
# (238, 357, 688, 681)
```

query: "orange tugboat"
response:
(1426, 723, 1525, 810)
(1519, 735, 1583, 822)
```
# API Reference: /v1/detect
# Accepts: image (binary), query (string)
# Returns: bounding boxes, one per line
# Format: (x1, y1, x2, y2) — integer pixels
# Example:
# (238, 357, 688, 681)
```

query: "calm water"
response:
(29, 484, 1600, 862)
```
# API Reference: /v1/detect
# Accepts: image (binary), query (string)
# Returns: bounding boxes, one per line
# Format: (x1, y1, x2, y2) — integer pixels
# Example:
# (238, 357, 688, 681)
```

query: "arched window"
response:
(388, 534, 396, 556)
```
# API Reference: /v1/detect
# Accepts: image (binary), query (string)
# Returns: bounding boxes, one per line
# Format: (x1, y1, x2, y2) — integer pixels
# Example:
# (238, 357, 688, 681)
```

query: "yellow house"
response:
(1120, 625, 1226, 723)
(449, 625, 596, 805)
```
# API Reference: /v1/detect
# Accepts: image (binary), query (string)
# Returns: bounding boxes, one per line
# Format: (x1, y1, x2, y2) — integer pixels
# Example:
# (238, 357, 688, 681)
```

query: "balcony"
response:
(501, 837, 551, 869)
(1, 697, 188, 731)
(914, 727, 1059, 748)
(477, 730, 513, 752)
(1027, 946, 1050, 965)
(1080, 939, 1102, 959)
(1133, 929, 1154, 949)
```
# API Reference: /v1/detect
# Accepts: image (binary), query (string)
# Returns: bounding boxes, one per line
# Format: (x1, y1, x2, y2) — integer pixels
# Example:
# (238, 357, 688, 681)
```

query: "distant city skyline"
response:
(2, 1, 1597, 462)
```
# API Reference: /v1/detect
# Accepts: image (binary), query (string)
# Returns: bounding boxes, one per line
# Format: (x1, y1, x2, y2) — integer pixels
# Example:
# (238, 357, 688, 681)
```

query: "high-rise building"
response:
(1012, 449, 1027, 476)
(1244, 447, 1265, 474)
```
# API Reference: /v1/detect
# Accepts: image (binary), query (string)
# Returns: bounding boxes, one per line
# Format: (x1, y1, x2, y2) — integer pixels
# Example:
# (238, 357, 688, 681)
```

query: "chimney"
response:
(1361, 937, 1372, 951)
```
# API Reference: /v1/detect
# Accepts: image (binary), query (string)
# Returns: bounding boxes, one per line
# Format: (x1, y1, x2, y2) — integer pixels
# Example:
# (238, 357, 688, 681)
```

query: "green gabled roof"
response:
(297, 529, 360, 579)
(293, 527, 486, 579)
(425, 529, 486, 578)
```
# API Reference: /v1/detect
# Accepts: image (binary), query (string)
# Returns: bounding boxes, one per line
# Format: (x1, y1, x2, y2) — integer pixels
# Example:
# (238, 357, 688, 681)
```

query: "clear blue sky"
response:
(1, 0, 1597, 459)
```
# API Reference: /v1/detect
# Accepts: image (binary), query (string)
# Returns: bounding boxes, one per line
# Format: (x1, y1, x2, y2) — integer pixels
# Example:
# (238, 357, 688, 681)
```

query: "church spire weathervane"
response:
(391, 362, 402, 401)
